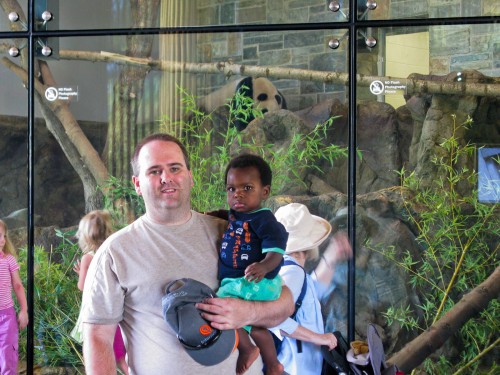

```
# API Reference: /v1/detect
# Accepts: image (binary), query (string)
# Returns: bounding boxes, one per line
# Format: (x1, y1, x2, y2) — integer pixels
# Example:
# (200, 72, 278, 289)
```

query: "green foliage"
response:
(17, 229, 84, 371)
(378, 116, 499, 374)
(99, 86, 346, 216)
(101, 175, 145, 226)
(159, 86, 347, 212)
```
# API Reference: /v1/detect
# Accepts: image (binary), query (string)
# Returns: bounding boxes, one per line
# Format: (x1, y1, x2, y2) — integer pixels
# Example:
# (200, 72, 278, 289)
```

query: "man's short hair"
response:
(131, 133, 190, 176)
(225, 154, 272, 186)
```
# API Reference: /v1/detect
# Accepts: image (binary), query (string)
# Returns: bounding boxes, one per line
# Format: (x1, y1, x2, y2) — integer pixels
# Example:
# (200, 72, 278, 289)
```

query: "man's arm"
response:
(197, 285, 294, 330)
(83, 322, 118, 375)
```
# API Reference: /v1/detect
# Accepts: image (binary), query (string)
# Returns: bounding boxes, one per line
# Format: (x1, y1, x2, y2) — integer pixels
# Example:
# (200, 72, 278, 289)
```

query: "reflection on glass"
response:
(0, 39, 28, 372)
(355, 23, 499, 375)
(2, 28, 351, 370)
(478, 147, 500, 203)
(1, 1, 498, 372)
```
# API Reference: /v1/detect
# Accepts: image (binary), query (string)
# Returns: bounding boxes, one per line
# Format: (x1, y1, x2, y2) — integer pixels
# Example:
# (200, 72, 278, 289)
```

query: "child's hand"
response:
(244, 263, 267, 283)
(73, 260, 81, 275)
(317, 332, 337, 350)
(323, 232, 352, 266)
(18, 310, 29, 330)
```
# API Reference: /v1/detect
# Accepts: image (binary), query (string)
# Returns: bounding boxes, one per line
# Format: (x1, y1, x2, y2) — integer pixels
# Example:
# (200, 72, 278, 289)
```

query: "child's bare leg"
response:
(250, 327, 283, 375)
(236, 328, 260, 375)
(116, 357, 129, 375)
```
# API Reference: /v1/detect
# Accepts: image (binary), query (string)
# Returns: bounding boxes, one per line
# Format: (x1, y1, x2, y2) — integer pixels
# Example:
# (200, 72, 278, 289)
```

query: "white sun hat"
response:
(275, 203, 332, 259)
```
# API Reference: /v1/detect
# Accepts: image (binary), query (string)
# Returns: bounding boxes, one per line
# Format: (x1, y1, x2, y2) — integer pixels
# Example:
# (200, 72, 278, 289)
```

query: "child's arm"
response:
(245, 251, 283, 283)
(314, 232, 352, 286)
(77, 253, 94, 291)
(280, 325, 337, 350)
(11, 270, 29, 329)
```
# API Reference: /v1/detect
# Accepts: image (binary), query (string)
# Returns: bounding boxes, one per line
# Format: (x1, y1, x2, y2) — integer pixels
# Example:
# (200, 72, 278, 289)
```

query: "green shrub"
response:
(160, 86, 347, 212)
(18, 228, 84, 370)
(100, 86, 347, 217)
(377, 116, 499, 374)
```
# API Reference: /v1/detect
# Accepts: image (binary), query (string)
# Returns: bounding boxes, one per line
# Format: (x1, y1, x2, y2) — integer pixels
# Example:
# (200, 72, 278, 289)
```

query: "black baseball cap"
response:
(162, 278, 239, 366)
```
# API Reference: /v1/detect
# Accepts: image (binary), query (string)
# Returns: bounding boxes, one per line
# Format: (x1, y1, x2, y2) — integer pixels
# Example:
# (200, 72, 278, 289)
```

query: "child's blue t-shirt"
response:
(218, 208, 288, 280)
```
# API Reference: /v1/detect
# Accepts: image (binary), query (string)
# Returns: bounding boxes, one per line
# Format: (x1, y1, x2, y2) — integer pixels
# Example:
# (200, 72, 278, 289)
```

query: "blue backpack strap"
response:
(284, 259, 307, 319)
(283, 259, 307, 353)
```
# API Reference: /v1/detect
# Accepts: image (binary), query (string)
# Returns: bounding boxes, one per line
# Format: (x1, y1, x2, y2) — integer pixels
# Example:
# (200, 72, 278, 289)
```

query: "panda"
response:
(197, 76, 287, 131)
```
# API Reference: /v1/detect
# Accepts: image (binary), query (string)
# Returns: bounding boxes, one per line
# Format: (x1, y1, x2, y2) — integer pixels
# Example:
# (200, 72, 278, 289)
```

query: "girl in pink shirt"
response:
(72, 210, 129, 375)
(0, 219, 28, 375)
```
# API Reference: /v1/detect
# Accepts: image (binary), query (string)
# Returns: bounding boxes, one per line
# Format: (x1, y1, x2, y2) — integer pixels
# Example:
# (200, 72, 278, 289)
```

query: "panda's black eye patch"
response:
(257, 94, 268, 101)
(275, 95, 282, 105)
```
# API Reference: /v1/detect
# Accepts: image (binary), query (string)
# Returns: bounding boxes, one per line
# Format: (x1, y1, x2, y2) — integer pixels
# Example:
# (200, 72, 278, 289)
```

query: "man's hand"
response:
(196, 297, 255, 330)
(197, 286, 294, 331)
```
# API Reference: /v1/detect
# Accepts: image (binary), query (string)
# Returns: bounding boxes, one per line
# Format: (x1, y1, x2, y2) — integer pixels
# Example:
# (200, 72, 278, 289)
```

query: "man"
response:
(81, 133, 293, 374)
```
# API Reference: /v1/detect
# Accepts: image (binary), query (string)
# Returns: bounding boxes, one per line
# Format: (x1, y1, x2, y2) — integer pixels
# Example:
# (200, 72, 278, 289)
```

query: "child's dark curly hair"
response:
(224, 154, 272, 186)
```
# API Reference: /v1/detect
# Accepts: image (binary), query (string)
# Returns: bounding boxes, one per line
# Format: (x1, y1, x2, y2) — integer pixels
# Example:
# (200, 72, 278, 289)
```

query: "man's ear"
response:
(132, 176, 142, 196)
(189, 170, 194, 187)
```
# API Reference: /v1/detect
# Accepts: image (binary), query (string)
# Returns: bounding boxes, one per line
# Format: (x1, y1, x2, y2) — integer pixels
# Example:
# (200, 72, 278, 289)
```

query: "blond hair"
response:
(76, 210, 114, 254)
(0, 219, 17, 258)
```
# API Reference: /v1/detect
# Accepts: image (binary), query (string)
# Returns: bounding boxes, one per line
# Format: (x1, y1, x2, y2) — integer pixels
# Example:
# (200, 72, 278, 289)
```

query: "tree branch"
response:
(0, 56, 109, 186)
(55, 50, 500, 98)
(387, 266, 500, 373)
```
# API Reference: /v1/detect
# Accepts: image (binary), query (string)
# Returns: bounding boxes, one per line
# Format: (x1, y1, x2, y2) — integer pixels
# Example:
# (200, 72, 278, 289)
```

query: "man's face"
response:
(132, 140, 193, 222)
(226, 166, 270, 213)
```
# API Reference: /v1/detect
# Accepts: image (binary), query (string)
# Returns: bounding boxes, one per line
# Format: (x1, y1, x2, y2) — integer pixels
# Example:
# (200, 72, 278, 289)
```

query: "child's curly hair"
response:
(76, 210, 113, 254)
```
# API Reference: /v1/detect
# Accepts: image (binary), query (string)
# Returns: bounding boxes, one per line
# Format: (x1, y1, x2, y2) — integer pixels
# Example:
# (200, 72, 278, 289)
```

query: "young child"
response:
(0, 219, 28, 375)
(72, 210, 129, 375)
(273, 203, 353, 375)
(217, 154, 288, 375)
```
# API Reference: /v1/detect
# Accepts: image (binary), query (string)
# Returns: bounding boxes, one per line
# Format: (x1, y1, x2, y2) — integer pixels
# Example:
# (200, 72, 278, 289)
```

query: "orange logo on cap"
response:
(199, 324, 213, 336)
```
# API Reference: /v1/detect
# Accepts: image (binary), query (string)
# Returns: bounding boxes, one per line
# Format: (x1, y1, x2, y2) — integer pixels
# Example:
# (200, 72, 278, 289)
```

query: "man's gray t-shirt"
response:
(81, 211, 263, 374)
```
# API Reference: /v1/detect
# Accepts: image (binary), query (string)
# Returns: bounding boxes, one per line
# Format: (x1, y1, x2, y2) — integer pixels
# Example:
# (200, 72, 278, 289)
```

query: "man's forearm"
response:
(197, 285, 294, 330)
(83, 323, 118, 375)
(248, 286, 294, 328)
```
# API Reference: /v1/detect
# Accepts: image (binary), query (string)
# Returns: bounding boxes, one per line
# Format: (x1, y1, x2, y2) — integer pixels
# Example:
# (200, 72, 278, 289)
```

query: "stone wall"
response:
(196, 0, 347, 111)
(195, 1, 499, 110)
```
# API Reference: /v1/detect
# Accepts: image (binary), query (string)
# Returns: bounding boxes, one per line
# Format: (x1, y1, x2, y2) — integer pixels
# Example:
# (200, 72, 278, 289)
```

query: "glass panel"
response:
(0, 37, 29, 372)
(27, 0, 348, 30)
(0, 1, 28, 32)
(358, 0, 500, 20)
(10, 28, 349, 371)
(355, 23, 500, 373)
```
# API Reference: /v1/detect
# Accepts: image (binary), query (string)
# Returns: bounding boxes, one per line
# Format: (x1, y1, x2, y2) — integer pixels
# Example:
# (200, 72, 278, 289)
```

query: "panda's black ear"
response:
(235, 76, 254, 99)
(277, 90, 287, 109)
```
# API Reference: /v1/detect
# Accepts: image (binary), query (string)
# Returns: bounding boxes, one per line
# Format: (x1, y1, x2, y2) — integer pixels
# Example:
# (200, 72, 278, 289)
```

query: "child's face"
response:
(226, 166, 270, 213)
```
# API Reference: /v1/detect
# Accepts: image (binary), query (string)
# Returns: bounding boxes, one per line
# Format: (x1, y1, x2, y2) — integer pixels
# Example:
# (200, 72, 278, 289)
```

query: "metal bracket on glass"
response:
(328, 30, 349, 50)
(8, 47, 20, 57)
(7, 39, 54, 59)
(359, 30, 377, 48)
(8, 12, 28, 30)
(35, 0, 59, 59)
(328, 1, 349, 21)
(359, 0, 378, 21)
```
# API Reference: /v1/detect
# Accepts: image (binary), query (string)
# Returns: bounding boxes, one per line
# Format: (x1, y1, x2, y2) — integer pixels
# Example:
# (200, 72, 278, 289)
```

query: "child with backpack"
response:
(272, 203, 352, 375)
